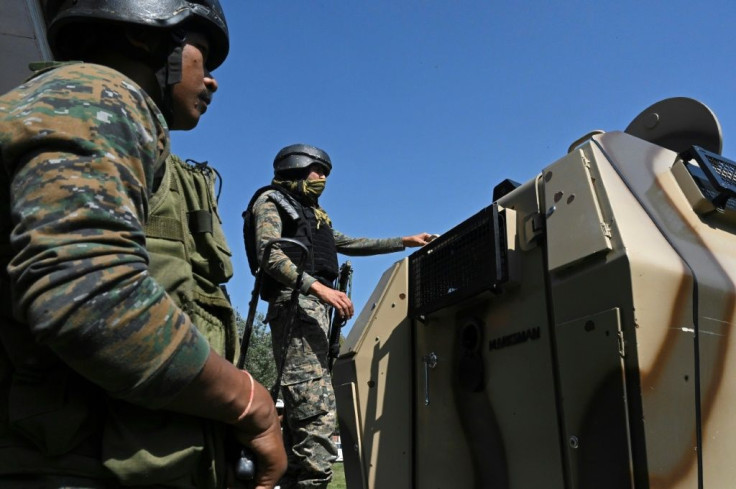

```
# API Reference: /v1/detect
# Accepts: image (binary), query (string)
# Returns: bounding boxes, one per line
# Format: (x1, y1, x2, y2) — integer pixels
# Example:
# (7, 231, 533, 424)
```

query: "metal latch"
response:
(423, 352, 438, 406)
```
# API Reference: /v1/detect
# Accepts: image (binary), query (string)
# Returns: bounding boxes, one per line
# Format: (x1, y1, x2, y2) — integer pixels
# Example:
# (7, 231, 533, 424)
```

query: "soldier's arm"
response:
(3, 65, 207, 405)
(333, 230, 435, 255)
(3, 64, 244, 408)
(333, 229, 405, 256)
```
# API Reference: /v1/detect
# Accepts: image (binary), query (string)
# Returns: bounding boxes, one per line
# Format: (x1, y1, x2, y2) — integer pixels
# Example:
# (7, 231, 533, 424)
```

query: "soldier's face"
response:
(170, 31, 218, 130)
(307, 164, 327, 181)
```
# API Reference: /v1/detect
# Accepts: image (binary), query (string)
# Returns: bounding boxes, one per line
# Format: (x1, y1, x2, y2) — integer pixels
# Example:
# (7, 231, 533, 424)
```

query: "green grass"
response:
(329, 462, 346, 488)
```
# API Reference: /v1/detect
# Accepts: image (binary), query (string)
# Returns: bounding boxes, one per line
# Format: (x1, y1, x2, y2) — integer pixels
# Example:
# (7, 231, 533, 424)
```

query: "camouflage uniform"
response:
(252, 189, 403, 488)
(0, 63, 213, 486)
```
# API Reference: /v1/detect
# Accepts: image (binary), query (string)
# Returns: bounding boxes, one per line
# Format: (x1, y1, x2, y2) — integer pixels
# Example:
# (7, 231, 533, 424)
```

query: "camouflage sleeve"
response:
(253, 192, 316, 295)
(333, 229, 405, 256)
(0, 63, 210, 407)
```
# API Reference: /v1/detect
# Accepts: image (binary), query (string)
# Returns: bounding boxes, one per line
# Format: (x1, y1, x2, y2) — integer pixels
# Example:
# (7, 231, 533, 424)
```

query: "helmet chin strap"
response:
(154, 28, 186, 125)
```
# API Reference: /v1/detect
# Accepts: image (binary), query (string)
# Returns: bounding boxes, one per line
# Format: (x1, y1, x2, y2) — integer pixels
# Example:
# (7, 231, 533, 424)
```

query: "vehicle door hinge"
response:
(617, 330, 626, 358)
(600, 221, 613, 239)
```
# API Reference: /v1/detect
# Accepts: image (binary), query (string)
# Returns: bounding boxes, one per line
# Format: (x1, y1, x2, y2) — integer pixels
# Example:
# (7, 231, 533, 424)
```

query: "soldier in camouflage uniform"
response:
(0, 1, 286, 488)
(243, 144, 434, 488)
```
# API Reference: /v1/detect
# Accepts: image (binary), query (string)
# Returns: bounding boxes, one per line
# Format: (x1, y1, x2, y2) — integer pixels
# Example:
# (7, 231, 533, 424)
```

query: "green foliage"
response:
(236, 311, 277, 389)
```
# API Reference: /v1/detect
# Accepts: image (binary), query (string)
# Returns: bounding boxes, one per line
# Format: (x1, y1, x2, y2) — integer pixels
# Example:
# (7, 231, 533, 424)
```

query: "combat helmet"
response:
(273, 144, 333, 177)
(46, 0, 229, 71)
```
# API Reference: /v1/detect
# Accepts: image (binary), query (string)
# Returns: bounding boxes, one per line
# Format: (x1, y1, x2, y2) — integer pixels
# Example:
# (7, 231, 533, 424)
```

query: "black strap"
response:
(188, 210, 213, 234)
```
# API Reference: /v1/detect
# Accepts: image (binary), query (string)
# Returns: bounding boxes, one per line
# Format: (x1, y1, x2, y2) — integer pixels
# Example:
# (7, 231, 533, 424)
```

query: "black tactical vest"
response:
(243, 185, 339, 300)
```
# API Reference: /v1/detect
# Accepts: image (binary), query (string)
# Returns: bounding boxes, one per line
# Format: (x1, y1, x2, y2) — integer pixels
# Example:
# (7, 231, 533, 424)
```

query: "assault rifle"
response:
(328, 261, 353, 372)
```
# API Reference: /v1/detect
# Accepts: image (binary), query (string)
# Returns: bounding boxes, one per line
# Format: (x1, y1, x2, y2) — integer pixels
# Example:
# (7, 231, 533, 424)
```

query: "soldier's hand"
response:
(402, 232, 439, 247)
(232, 379, 287, 489)
(165, 351, 287, 489)
(310, 281, 354, 319)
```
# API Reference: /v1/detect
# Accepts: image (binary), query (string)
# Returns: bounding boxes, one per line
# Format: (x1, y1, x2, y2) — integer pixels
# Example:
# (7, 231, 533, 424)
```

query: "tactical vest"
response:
(145, 154, 237, 360)
(243, 185, 339, 300)
(99, 155, 239, 489)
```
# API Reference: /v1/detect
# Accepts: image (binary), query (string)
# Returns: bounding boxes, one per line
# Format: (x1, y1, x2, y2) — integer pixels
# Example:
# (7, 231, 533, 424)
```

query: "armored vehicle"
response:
(333, 97, 736, 489)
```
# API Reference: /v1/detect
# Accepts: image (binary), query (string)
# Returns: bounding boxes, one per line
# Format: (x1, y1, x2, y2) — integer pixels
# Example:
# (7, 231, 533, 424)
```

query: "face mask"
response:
(304, 178, 326, 198)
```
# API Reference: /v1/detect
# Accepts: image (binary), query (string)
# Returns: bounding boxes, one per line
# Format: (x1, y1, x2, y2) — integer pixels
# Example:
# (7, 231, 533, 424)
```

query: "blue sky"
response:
(172, 1, 736, 332)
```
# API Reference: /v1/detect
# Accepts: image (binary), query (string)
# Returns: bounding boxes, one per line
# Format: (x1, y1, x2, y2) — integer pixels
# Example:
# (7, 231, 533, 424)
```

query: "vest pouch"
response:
(172, 153, 234, 287)
(188, 300, 230, 359)
(102, 399, 219, 489)
(190, 236, 233, 286)
(9, 367, 99, 456)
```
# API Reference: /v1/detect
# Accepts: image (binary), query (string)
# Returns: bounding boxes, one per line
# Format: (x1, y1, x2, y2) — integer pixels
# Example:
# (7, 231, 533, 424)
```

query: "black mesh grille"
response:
(705, 153, 736, 184)
(685, 146, 736, 209)
(409, 204, 508, 317)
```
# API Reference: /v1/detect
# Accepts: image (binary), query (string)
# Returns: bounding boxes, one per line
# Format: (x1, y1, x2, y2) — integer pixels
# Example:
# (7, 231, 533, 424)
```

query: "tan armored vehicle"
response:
(333, 97, 735, 489)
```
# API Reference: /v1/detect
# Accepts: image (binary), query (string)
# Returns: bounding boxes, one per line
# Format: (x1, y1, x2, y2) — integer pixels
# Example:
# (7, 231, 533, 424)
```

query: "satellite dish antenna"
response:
(625, 97, 722, 154)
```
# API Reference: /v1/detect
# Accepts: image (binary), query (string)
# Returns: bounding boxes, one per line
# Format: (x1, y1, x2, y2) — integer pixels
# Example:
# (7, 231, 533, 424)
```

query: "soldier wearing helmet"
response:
(243, 143, 434, 488)
(0, 1, 286, 488)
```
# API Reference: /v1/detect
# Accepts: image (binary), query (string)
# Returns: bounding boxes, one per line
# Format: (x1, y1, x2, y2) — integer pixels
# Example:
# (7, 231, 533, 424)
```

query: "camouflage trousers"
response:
(267, 293, 338, 489)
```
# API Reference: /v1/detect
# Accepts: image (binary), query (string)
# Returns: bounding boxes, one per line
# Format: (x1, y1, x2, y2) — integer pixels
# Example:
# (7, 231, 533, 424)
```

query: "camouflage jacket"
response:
(252, 189, 405, 297)
(0, 63, 211, 477)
